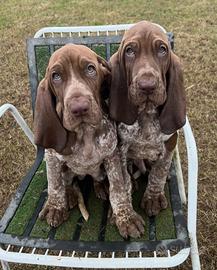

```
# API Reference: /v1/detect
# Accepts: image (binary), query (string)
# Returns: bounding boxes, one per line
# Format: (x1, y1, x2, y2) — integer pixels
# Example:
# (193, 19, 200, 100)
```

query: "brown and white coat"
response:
(109, 21, 186, 217)
(34, 44, 144, 238)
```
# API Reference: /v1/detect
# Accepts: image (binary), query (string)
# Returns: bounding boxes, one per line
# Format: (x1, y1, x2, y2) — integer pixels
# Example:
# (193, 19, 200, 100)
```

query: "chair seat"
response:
(0, 147, 189, 255)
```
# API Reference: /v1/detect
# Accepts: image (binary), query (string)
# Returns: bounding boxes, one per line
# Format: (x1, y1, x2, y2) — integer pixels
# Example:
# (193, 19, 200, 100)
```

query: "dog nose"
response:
(71, 98, 90, 117)
(138, 79, 157, 94)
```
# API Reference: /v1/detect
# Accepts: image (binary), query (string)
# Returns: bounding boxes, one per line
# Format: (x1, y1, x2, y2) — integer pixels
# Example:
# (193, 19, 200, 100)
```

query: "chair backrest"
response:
(26, 24, 174, 114)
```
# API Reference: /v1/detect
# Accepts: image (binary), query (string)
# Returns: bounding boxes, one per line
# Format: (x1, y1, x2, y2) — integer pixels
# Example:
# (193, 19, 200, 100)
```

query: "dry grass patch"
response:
(0, 0, 217, 269)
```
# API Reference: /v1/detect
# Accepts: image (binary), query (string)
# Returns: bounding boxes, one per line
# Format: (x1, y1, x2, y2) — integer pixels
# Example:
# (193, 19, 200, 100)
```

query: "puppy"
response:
(109, 21, 186, 216)
(34, 44, 144, 238)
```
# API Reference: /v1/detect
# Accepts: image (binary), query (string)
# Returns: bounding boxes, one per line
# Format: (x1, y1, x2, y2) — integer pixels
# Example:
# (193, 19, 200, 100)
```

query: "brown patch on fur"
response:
(165, 132, 178, 152)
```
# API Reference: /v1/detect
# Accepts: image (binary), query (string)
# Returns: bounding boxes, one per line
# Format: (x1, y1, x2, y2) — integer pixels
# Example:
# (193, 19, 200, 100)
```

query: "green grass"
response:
(132, 178, 149, 241)
(155, 183, 176, 240)
(55, 208, 81, 240)
(30, 218, 51, 239)
(92, 44, 107, 59)
(5, 163, 176, 242)
(79, 191, 103, 241)
(6, 162, 47, 235)
(35, 46, 51, 81)
(105, 221, 124, 241)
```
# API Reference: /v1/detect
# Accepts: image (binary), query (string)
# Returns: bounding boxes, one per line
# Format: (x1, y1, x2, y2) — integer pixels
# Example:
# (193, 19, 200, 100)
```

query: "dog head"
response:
(34, 44, 111, 152)
(109, 21, 186, 134)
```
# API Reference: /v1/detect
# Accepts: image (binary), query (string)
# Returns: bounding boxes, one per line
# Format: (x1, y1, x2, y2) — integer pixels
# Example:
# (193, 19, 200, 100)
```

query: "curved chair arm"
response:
(182, 116, 198, 235)
(0, 103, 36, 148)
(183, 116, 201, 269)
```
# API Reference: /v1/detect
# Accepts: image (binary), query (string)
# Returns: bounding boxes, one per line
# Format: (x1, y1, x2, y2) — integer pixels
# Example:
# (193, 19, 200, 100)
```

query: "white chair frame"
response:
(0, 23, 200, 269)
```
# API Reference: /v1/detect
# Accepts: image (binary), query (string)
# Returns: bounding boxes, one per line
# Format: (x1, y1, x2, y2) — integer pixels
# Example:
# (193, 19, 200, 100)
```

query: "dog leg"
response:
(141, 150, 173, 216)
(104, 149, 145, 239)
(39, 150, 69, 227)
(92, 167, 109, 200)
(61, 163, 89, 220)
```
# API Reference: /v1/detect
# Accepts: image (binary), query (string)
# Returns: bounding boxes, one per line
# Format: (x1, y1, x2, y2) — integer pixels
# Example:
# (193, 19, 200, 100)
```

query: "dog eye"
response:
(52, 72, 62, 82)
(158, 44, 168, 56)
(125, 46, 135, 57)
(86, 64, 96, 76)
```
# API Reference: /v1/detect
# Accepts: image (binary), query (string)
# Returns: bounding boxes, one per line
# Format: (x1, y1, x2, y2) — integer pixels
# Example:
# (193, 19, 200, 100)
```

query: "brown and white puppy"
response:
(34, 44, 144, 238)
(109, 21, 186, 216)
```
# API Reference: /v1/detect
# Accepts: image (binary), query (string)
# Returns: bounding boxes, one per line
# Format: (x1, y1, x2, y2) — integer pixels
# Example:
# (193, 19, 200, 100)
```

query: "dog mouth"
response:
(128, 83, 148, 105)
(129, 79, 165, 108)
(72, 115, 100, 129)
(63, 98, 102, 131)
(63, 113, 101, 132)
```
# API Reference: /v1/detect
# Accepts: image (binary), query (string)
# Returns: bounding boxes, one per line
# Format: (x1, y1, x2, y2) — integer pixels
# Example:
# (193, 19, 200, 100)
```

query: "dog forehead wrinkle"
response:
(67, 46, 98, 65)
(50, 45, 97, 69)
(50, 50, 72, 66)
(65, 78, 91, 98)
(125, 25, 168, 48)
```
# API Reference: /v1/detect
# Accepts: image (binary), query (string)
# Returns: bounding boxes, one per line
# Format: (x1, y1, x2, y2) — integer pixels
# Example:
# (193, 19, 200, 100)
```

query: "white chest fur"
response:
(46, 117, 117, 176)
(118, 112, 173, 161)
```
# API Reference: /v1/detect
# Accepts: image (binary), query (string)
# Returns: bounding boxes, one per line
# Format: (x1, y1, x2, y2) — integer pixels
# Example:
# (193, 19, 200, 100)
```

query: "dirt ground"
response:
(0, 0, 217, 269)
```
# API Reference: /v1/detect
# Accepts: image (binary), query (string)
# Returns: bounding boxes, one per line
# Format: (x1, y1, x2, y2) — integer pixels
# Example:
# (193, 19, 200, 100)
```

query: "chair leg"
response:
(173, 145, 187, 204)
(1, 261, 10, 270)
(190, 234, 201, 270)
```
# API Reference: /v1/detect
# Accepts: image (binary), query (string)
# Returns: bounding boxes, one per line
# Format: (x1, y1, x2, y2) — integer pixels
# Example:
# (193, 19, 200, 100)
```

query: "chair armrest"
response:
(182, 116, 199, 235)
(0, 103, 36, 148)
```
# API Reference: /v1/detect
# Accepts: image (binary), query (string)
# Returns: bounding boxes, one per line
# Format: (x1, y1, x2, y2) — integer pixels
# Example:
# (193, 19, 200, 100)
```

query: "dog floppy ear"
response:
(96, 55, 112, 114)
(159, 52, 186, 134)
(34, 78, 67, 152)
(97, 55, 111, 101)
(109, 51, 138, 124)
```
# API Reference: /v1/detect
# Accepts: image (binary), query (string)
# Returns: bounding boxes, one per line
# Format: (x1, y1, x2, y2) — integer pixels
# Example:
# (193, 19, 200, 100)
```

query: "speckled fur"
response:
(45, 116, 117, 189)
(109, 21, 184, 217)
(35, 45, 145, 237)
(44, 117, 145, 237)
(42, 116, 118, 227)
(118, 103, 173, 216)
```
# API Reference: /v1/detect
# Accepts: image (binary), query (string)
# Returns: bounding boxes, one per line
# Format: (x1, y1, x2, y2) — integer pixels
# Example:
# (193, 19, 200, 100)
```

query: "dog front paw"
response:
(141, 192, 168, 216)
(115, 208, 145, 239)
(39, 200, 69, 227)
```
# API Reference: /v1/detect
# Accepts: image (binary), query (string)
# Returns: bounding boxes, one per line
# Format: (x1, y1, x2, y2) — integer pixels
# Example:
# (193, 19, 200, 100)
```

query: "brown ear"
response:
(34, 79, 67, 152)
(97, 55, 111, 73)
(109, 52, 138, 124)
(159, 52, 186, 134)
(97, 55, 111, 101)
